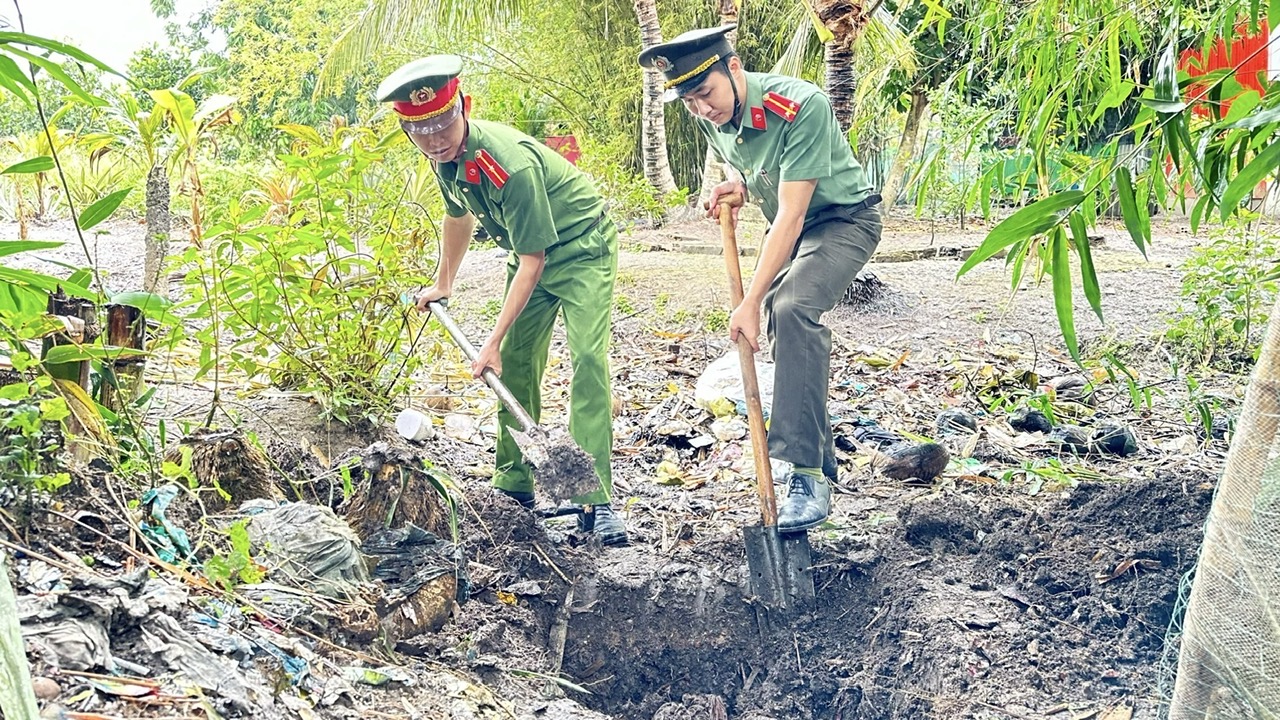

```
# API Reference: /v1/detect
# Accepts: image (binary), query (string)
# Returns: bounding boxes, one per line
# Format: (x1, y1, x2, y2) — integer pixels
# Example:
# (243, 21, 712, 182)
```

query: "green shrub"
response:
(1166, 216, 1280, 370)
(181, 124, 437, 425)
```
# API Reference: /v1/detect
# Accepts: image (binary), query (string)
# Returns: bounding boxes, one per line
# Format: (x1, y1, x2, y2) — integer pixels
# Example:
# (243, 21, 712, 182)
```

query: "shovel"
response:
(717, 194, 815, 623)
(425, 300, 602, 503)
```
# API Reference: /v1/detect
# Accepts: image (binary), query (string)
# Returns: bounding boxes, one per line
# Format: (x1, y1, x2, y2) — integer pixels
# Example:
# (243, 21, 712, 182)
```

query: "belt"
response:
(801, 194, 882, 237)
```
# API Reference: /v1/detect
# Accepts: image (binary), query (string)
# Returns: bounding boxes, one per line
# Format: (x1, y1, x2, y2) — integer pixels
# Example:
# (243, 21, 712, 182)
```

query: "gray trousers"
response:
(764, 205, 883, 476)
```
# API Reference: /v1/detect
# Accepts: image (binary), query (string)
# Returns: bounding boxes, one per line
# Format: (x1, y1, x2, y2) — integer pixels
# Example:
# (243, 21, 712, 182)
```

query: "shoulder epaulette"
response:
(763, 91, 801, 122)
(475, 149, 510, 189)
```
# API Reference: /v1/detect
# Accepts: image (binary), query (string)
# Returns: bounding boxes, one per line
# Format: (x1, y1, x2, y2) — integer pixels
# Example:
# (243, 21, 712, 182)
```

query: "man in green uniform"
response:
(377, 56, 627, 545)
(639, 26, 883, 532)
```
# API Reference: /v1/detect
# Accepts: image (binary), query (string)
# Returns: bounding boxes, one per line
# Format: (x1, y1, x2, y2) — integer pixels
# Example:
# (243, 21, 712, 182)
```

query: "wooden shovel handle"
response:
(717, 193, 778, 527)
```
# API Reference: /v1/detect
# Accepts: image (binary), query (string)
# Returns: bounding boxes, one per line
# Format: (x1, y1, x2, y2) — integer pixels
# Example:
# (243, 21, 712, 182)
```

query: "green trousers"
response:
(491, 218, 618, 505)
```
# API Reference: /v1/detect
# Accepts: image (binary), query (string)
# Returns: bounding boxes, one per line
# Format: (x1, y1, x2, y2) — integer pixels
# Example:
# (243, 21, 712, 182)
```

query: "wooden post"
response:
(40, 289, 97, 390)
(100, 304, 146, 413)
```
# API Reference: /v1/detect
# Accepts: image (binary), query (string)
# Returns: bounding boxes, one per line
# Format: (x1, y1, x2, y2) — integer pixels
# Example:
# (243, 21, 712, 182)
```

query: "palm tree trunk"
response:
(881, 88, 928, 210)
(824, 41, 855, 133)
(633, 0, 677, 197)
(697, 5, 740, 207)
(144, 164, 171, 296)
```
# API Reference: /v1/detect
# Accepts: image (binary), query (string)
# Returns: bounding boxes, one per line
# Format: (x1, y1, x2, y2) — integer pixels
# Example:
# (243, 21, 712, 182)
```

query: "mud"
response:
(404, 470, 1212, 719)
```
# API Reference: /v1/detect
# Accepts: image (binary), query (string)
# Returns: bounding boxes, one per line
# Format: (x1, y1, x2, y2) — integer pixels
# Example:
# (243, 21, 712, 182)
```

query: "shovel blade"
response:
(509, 426, 601, 502)
(743, 524, 815, 616)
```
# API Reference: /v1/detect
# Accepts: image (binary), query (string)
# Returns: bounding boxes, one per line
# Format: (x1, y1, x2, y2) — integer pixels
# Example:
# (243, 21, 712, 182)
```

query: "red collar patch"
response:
(464, 160, 481, 184)
(763, 91, 801, 122)
(750, 106, 766, 131)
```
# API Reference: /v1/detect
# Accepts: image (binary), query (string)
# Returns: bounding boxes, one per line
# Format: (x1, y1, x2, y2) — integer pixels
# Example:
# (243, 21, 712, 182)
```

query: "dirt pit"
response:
(418, 469, 1212, 720)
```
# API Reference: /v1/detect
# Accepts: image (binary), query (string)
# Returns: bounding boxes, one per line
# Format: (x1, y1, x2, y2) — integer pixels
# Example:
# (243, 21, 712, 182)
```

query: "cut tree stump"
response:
(339, 442, 451, 540)
(168, 428, 279, 512)
(338, 442, 458, 642)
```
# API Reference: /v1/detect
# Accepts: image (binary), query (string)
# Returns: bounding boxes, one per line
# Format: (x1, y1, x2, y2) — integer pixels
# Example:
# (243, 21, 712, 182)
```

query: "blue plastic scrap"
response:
(138, 485, 193, 562)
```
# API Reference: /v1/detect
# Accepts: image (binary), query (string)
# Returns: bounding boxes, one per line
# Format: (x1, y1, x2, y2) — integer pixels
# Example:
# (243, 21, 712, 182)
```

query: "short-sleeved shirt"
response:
(435, 119, 604, 255)
(697, 72, 872, 224)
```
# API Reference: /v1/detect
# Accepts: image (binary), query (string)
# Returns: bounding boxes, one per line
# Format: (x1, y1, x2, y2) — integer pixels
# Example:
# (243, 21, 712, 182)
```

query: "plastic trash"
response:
(139, 485, 193, 562)
(694, 351, 775, 419)
(243, 502, 369, 600)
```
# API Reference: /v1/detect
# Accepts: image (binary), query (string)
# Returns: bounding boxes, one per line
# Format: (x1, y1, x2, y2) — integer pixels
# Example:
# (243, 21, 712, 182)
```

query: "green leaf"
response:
(1050, 229, 1080, 364)
(1114, 167, 1149, 257)
(958, 191, 1085, 277)
(44, 345, 148, 365)
(110, 290, 177, 325)
(1226, 105, 1280, 130)
(2, 156, 53, 174)
(0, 31, 120, 74)
(1155, 37, 1180, 104)
(0, 54, 34, 100)
(4, 46, 102, 106)
(77, 189, 131, 231)
(0, 239, 62, 256)
(66, 268, 92, 288)
(149, 89, 197, 145)
(1221, 138, 1280, 220)
(1190, 193, 1213, 235)
(0, 266, 93, 298)
(1091, 82, 1135, 124)
(0, 383, 29, 401)
(1068, 211, 1103, 323)
(1225, 91, 1262, 125)
(111, 291, 171, 313)
(1137, 98, 1186, 114)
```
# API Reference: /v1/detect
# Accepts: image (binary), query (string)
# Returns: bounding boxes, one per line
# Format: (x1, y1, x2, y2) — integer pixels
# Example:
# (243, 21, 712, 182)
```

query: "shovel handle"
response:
(426, 300, 536, 432)
(718, 194, 778, 527)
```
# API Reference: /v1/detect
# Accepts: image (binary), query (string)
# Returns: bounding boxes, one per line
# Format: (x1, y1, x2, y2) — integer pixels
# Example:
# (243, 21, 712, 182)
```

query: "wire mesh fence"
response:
(1166, 298, 1280, 719)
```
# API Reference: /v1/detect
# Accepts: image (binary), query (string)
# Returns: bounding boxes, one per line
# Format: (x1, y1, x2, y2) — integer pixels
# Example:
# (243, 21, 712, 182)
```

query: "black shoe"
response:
(578, 504, 628, 546)
(495, 488, 535, 509)
(776, 473, 831, 533)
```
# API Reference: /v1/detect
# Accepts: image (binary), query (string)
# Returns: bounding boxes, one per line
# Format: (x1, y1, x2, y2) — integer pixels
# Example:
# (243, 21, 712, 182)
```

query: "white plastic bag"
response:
(694, 351, 776, 417)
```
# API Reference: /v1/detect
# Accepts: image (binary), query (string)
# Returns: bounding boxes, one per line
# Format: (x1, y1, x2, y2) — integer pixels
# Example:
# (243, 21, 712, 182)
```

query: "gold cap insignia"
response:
(653, 56, 671, 72)
(410, 87, 437, 105)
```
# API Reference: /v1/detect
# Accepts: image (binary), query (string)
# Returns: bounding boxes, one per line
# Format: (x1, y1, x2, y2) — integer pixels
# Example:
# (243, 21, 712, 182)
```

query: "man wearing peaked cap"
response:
(640, 27, 883, 533)
(379, 55, 627, 546)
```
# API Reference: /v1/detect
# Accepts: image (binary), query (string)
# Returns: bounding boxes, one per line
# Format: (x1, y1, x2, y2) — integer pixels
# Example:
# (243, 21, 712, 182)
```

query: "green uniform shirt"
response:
(436, 119, 604, 255)
(697, 72, 872, 223)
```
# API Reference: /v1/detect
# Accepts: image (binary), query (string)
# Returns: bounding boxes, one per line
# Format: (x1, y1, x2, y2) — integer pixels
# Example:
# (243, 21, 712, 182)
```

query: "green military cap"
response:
(637, 25, 737, 102)
(376, 55, 465, 134)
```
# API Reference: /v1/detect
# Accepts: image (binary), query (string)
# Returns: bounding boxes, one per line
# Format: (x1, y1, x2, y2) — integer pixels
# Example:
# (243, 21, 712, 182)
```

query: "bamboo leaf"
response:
(0, 239, 62, 256)
(45, 345, 148, 364)
(1221, 138, 1280, 220)
(1154, 36, 1179, 104)
(77, 189, 132, 231)
(1225, 105, 1280, 130)
(1068, 211, 1102, 323)
(0, 266, 93, 298)
(0, 32, 119, 74)
(1114, 167, 1149, 256)
(4, 47, 103, 106)
(1051, 228, 1081, 364)
(2, 156, 53, 174)
(958, 191, 1085, 277)
(0, 54, 34, 100)
(1190, 193, 1213, 234)
(1137, 98, 1186, 114)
